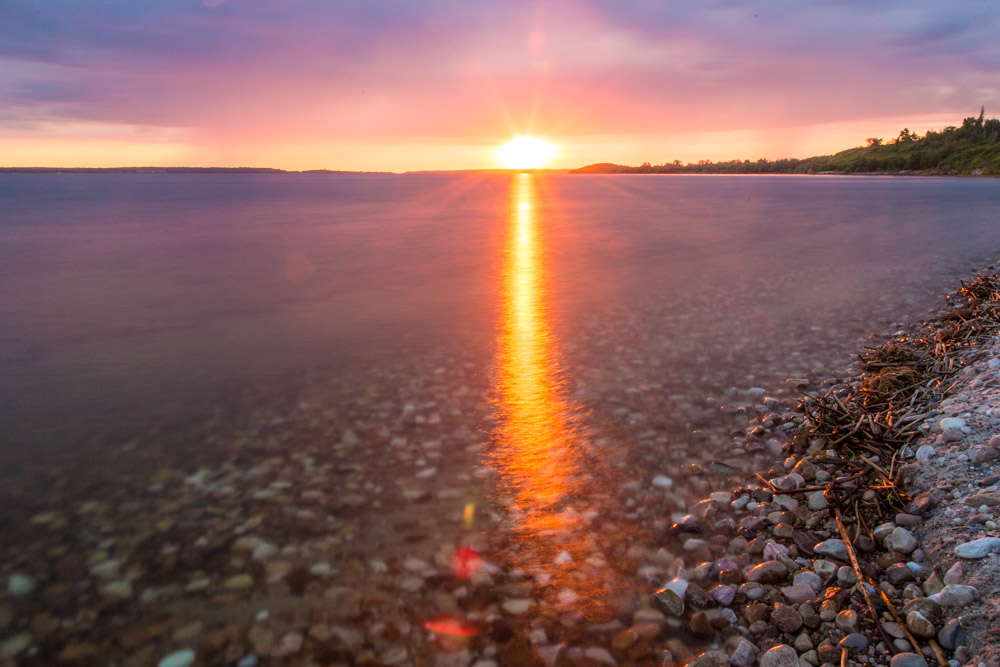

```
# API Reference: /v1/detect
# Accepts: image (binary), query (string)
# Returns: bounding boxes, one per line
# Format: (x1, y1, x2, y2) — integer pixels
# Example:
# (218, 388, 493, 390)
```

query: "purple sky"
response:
(2, 0, 998, 169)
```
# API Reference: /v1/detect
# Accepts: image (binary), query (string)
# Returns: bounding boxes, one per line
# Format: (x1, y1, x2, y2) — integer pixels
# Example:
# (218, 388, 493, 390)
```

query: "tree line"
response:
(572, 110, 1000, 176)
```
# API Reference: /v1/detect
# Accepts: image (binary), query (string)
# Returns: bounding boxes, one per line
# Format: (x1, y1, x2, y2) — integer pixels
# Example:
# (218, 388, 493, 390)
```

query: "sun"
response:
(494, 136, 558, 170)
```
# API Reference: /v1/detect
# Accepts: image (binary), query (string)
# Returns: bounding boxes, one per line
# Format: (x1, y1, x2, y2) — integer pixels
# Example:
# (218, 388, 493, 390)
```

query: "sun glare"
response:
(494, 136, 558, 170)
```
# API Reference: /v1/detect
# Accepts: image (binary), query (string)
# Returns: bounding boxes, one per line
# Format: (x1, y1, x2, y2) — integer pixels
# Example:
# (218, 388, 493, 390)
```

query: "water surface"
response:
(1, 172, 999, 662)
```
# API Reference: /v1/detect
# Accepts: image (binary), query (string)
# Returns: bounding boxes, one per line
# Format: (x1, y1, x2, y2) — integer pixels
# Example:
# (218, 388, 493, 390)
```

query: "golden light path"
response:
(492, 173, 611, 616)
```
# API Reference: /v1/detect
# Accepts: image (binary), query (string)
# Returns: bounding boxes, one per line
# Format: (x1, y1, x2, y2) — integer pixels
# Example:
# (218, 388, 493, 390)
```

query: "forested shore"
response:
(573, 110, 1000, 176)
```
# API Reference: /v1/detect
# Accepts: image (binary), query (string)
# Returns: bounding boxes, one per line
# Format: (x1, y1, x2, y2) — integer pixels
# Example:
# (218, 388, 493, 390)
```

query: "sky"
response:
(1, 0, 999, 171)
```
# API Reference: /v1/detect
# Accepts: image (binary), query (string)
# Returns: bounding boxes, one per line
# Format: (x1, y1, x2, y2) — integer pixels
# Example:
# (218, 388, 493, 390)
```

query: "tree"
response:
(866, 137, 883, 147)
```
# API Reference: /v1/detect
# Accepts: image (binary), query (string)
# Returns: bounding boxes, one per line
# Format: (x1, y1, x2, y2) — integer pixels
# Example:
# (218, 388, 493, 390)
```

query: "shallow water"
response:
(1, 172, 999, 662)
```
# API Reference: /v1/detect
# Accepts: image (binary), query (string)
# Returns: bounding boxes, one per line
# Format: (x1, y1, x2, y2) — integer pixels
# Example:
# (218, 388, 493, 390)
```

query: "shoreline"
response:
(649, 262, 1000, 667)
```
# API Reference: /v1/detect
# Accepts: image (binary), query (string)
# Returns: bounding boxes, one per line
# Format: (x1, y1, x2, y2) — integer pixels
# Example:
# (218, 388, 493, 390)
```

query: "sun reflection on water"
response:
(492, 173, 607, 616)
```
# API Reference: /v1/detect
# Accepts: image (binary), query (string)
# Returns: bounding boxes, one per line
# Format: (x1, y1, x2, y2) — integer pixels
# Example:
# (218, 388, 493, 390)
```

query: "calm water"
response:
(1, 172, 1000, 661)
(3, 173, 999, 453)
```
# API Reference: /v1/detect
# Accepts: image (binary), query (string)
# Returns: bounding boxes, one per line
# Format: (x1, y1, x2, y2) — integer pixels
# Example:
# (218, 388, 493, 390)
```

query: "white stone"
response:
(582, 647, 617, 665)
(251, 541, 279, 562)
(158, 649, 196, 667)
(806, 491, 828, 510)
(89, 559, 122, 581)
(1, 634, 32, 657)
(7, 573, 36, 596)
(955, 536, 1000, 559)
(101, 580, 134, 599)
(760, 644, 798, 667)
(939, 417, 966, 432)
(929, 584, 978, 607)
(890, 527, 918, 554)
(502, 598, 533, 615)
(652, 475, 673, 489)
(915, 445, 935, 464)
(814, 539, 849, 560)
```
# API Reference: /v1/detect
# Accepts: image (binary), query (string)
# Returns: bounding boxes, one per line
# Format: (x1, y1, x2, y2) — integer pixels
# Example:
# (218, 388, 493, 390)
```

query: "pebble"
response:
(813, 539, 848, 560)
(939, 417, 966, 431)
(273, 632, 304, 658)
(770, 604, 803, 633)
(224, 574, 254, 590)
(759, 644, 799, 667)
(709, 584, 734, 606)
(792, 571, 821, 591)
(582, 647, 617, 666)
(729, 638, 757, 667)
(745, 560, 788, 584)
(793, 632, 813, 652)
(780, 582, 815, 604)
(943, 561, 963, 585)
(251, 541, 279, 561)
(652, 475, 673, 489)
(835, 610, 858, 633)
(930, 584, 978, 607)
(502, 598, 533, 615)
(806, 491, 827, 510)
(100, 580, 133, 599)
(687, 650, 728, 667)
(7, 573, 36, 596)
(158, 649, 197, 667)
(890, 527, 918, 554)
(890, 653, 929, 667)
(905, 611, 936, 638)
(954, 536, 1000, 558)
(839, 633, 868, 650)
(938, 618, 965, 650)
(916, 444, 936, 463)
(1, 633, 32, 657)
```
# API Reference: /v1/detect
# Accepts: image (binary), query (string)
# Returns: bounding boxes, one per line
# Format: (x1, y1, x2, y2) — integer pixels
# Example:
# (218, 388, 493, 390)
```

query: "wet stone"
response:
(835, 609, 858, 633)
(770, 603, 802, 633)
(905, 611, 936, 639)
(890, 527, 918, 554)
(813, 539, 848, 561)
(745, 560, 788, 584)
(759, 644, 798, 667)
(839, 633, 868, 650)
(889, 653, 928, 667)
(687, 650, 728, 667)
(1, 634, 32, 658)
(709, 584, 734, 606)
(158, 649, 197, 667)
(780, 582, 815, 604)
(901, 597, 943, 623)
(886, 563, 914, 585)
(937, 618, 964, 650)
(930, 584, 977, 607)
(7, 573, 36, 597)
(729, 638, 757, 667)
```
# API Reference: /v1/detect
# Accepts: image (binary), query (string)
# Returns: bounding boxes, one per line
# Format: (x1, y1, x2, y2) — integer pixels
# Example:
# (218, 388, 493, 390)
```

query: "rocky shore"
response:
(2, 264, 1000, 666)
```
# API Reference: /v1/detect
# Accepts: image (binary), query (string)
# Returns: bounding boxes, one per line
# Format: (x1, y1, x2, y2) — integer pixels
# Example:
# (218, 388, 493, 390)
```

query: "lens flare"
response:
(494, 136, 558, 169)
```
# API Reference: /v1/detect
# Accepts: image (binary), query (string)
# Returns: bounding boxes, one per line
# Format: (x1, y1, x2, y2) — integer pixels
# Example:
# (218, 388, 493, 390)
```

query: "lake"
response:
(1, 172, 998, 663)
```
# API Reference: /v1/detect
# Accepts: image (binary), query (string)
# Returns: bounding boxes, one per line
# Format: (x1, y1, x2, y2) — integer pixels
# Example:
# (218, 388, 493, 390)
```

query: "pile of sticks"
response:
(793, 270, 1000, 666)
(796, 270, 1000, 527)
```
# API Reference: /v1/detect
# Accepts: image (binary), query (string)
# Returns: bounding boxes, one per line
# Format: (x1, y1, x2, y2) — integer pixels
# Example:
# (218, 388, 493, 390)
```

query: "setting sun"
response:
(494, 136, 558, 170)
